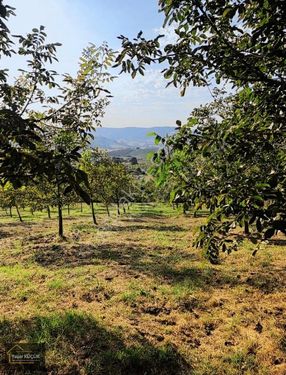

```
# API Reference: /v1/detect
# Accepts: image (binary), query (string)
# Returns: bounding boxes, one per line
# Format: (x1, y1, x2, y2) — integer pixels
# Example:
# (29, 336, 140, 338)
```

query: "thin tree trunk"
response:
(9, 206, 12, 217)
(15, 205, 23, 222)
(57, 182, 64, 238)
(105, 204, 110, 217)
(80, 202, 83, 213)
(117, 201, 120, 215)
(58, 202, 63, 238)
(67, 204, 70, 216)
(47, 206, 51, 219)
(244, 220, 250, 235)
(91, 200, 97, 225)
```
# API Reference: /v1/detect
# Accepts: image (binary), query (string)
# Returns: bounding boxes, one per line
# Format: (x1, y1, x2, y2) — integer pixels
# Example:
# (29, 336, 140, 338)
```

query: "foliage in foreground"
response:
(116, 0, 286, 262)
(0, 1, 115, 236)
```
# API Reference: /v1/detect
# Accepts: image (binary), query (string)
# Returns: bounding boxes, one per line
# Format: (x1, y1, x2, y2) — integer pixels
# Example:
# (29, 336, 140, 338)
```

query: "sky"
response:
(7, 0, 212, 128)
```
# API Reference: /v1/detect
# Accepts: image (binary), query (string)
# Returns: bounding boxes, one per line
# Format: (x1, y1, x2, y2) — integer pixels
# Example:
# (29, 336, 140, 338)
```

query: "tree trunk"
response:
(58, 202, 63, 238)
(91, 200, 97, 225)
(244, 220, 250, 235)
(9, 206, 12, 217)
(15, 205, 23, 222)
(67, 204, 70, 216)
(105, 204, 110, 217)
(80, 202, 83, 213)
(47, 206, 51, 219)
(117, 201, 120, 215)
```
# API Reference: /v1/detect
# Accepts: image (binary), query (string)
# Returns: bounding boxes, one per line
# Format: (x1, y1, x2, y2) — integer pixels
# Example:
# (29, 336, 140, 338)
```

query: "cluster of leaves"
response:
(115, 0, 286, 94)
(116, 0, 286, 262)
(152, 89, 286, 262)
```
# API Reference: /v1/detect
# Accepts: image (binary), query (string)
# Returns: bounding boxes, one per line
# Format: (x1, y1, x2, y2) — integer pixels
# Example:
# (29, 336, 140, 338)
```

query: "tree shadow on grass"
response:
(32, 241, 286, 293)
(127, 212, 168, 219)
(33, 243, 178, 268)
(0, 222, 37, 228)
(0, 311, 190, 375)
(0, 230, 15, 239)
(268, 238, 286, 246)
(0, 223, 38, 241)
(120, 218, 149, 223)
(99, 225, 187, 232)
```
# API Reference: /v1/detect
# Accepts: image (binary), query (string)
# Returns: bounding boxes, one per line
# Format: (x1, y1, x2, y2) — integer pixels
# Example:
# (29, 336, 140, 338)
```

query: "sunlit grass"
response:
(0, 204, 286, 374)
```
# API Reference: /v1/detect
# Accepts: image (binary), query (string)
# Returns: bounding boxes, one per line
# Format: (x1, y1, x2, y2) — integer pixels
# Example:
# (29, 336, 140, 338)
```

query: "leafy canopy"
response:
(115, 0, 286, 261)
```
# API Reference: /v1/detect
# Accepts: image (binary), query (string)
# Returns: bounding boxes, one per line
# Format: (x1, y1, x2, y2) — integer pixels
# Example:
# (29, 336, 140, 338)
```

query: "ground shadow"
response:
(120, 218, 149, 223)
(0, 230, 14, 240)
(33, 243, 181, 268)
(0, 222, 37, 228)
(100, 225, 187, 232)
(269, 238, 286, 246)
(32, 241, 286, 293)
(0, 311, 190, 375)
(127, 212, 167, 219)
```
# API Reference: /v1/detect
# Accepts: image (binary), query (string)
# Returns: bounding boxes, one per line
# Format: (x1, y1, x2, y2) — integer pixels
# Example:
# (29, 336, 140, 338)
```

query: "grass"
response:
(0, 203, 286, 374)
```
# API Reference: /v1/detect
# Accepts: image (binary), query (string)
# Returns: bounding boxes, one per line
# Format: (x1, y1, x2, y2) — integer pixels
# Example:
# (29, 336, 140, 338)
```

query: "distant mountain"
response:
(108, 147, 157, 160)
(91, 127, 175, 150)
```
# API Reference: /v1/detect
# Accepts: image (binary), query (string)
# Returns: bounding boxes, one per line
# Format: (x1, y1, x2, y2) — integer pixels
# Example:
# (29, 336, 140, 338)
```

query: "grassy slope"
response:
(0, 204, 286, 374)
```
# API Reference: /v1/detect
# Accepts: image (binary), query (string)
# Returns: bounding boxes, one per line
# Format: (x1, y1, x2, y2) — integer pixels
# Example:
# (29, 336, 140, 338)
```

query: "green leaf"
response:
(147, 131, 157, 137)
(155, 135, 162, 145)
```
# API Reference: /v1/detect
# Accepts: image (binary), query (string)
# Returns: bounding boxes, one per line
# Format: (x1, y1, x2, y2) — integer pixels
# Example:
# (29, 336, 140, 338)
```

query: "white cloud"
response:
(103, 67, 212, 127)
(154, 25, 178, 47)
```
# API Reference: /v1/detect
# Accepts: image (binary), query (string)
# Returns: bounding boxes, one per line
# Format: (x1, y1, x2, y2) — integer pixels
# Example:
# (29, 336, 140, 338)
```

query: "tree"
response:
(80, 148, 107, 224)
(109, 163, 133, 215)
(116, 0, 285, 98)
(115, 0, 286, 261)
(81, 149, 134, 217)
(151, 89, 286, 260)
(24, 182, 54, 219)
(0, 182, 25, 221)
(0, 2, 115, 236)
(0, 4, 59, 189)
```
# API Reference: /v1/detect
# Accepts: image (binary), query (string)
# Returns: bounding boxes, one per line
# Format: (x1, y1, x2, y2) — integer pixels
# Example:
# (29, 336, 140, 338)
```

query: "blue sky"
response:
(8, 0, 211, 127)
